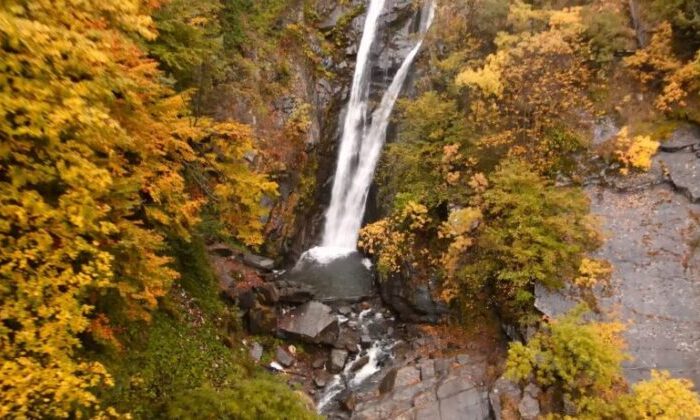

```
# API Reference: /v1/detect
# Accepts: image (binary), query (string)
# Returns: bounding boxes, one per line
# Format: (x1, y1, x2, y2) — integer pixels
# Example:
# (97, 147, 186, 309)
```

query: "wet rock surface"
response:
(379, 271, 448, 323)
(284, 251, 375, 302)
(278, 301, 339, 343)
(351, 354, 492, 420)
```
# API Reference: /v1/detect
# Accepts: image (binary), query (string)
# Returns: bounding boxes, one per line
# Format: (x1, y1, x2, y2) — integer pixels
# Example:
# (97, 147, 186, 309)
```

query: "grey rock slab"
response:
(243, 253, 275, 271)
(276, 346, 295, 367)
(277, 301, 338, 343)
(330, 349, 349, 373)
(587, 183, 700, 386)
(249, 342, 263, 362)
(439, 388, 490, 420)
(437, 376, 476, 399)
(660, 124, 700, 152)
(534, 282, 582, 319)
(659, 151, 700, 202)
(394, 366, 421, 388)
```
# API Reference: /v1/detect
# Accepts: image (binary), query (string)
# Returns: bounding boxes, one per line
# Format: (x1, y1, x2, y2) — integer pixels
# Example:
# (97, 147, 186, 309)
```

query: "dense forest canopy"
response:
(1, 0, 700, 418)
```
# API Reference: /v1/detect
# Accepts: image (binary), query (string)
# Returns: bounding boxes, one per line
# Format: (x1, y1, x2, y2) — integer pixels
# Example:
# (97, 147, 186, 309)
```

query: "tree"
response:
(450, 160, 601, 322)
(506, 308, 700, 419)
(506, 306, 627, 397)
(0, 0, 275, 416)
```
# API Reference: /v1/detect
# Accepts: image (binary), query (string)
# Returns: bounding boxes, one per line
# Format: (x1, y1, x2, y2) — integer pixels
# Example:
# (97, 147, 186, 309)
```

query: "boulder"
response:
(518, 393, 540, 420)
(284, 250, 374, 302)
(274, 280, 315, 304)
(312, 357, 326, 369)
(277, 301, 338, 343)
(276, 346, 295, 367)
(378, 270, 447, 323)
(330, 349, 349, 373)
(334, 325, 362, 352)
(314, 370, 331, 388)
(249, 342, 263, 362)
(243, 253, 275, 271)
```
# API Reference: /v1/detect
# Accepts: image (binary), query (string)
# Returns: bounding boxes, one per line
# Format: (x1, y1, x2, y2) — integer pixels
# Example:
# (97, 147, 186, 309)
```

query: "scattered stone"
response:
(249, 342, 263, 362)
(523, 383, 542, 398)
(312, 357, 326, 369)
(269, 361, 284, 372)
(314, 370, 331, 388)
(456, 354, 471, 365)
(277, 301, 338, 343)
(518, 392, 541, 420)
(330, 349, 349, 373)
(351, 355, 370, 372)
(361, 334, 372, 346)
(276, 346, 295, 367)
(338, 305, 352, 316)
(243, 253, 275, 271)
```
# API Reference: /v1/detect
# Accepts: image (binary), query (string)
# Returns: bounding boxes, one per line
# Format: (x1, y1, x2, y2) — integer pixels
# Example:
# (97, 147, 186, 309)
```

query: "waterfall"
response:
(321, 0, 436, 250)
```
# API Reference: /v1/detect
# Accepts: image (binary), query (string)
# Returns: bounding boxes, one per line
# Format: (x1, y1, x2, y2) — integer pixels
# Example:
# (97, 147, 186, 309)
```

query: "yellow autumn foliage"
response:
(574, 257, 612, 288)
(625, 21, 700, 113)
(0, 0, 275, 416)
(358, 201, 430, 276)
(613, 127, 660, 174)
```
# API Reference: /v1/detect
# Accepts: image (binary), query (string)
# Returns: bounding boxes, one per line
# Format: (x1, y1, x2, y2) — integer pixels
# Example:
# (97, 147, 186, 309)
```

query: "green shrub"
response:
(168, 382, 318, 420)
(457, 160, 600, 323)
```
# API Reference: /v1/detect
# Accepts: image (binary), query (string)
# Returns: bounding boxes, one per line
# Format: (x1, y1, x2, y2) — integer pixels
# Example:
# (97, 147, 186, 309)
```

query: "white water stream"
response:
(320, 0, 436, 251)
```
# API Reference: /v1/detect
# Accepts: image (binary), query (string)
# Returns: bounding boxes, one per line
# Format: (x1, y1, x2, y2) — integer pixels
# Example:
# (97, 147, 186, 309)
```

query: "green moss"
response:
(93, 236, 315, 419)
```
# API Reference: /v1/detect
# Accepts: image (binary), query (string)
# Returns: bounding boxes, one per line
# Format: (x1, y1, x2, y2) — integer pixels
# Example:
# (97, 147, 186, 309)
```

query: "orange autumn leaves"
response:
(0, 0, 275, 416)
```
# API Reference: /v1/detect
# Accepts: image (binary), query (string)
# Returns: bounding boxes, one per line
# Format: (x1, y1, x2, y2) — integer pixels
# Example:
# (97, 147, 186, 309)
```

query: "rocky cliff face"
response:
(536, 124, 700, 386)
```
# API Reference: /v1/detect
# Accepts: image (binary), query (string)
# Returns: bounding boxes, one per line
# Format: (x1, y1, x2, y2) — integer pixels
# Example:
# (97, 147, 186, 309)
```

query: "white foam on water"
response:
(294, 246, 356, 268)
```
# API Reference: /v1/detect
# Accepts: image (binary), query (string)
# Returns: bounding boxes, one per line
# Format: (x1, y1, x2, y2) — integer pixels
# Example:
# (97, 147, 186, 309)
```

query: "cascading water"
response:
(322, 0, 387, 250)
(319, 0, 436, 254)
